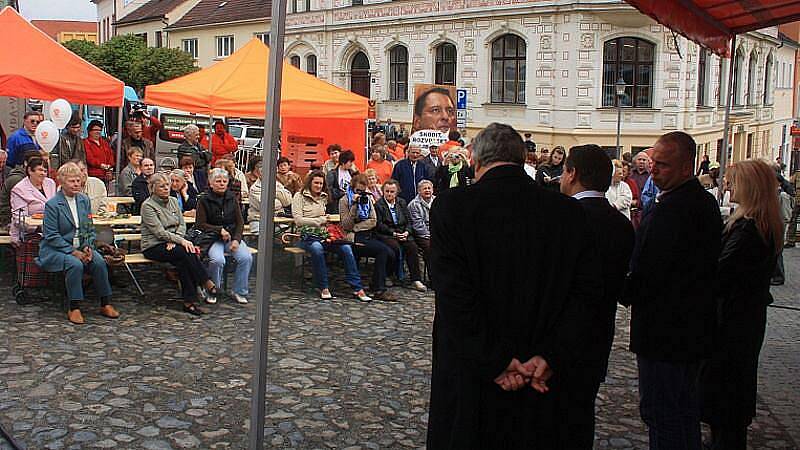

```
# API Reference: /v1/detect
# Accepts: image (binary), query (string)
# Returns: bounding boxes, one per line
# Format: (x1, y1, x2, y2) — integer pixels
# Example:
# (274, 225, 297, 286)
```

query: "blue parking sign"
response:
(456, 89, 467, 109)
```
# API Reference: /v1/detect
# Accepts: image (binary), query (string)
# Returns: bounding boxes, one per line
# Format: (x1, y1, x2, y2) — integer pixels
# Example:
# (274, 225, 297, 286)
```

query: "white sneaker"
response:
(412, 281, 427, 292)
(231, 292, 248, 304)
(204, 291, 217, 304)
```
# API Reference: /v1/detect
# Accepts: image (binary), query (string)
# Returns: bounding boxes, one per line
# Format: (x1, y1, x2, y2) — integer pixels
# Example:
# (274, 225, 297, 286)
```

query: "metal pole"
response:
(719, 34, 737, 202)
(248, 0, 287, 446)
(114, 105, 123, 195)
(616, 99, 622, 157)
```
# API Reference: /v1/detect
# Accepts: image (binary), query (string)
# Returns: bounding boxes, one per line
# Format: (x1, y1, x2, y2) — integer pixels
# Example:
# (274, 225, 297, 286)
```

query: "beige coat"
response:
(338, 194, 377, 241)
(292, 189, 328, 227)
(248, 179, 292, 223)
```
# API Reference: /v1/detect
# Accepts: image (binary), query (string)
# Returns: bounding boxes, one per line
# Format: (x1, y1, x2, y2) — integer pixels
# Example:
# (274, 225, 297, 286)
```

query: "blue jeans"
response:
(207, 240, 253, 295)
(297, 240, 363, 291)
(638, 356, 702, 450)
(63, 250, 112, 302)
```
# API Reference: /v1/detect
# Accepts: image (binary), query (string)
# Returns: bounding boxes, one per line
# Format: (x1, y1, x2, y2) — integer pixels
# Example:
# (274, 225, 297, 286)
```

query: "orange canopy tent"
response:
(145, 39, 367, 120)
(145, 38, 368, 169)
(0, 6, 124, 106)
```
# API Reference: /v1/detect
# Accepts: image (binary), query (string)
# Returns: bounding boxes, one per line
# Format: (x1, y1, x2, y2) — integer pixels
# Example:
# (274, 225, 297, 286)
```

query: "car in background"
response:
(228, 122, 263, 149)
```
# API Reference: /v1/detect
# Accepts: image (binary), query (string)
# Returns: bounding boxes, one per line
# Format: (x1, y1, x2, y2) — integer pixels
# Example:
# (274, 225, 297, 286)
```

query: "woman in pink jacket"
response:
(10, 156, 56, 245)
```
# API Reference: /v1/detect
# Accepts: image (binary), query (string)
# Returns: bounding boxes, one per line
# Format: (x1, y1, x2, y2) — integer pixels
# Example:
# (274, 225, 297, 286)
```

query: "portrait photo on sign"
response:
(412, 84, 457, 134)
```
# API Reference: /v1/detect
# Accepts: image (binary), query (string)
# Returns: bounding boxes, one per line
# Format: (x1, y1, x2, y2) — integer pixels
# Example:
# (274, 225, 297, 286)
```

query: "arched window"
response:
(435, 43, 457, 85)
(389, 45, 408, 101)
(306, 54, 317, 77)
(747, 52, 758, 105)
(491, 34, 526, 104)
(602, 37, 654, 107)
(764, 53, 774, 104)
(697, 48, 708, 106)
(289, 55, 300, 68)
(350, 51, 370, 98)
(733, 47, 745, 106)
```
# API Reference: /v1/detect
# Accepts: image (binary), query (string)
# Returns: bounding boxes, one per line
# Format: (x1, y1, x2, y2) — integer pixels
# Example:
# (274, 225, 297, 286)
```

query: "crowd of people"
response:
(425, 124, 794, 450)
(1, 105, 797, 448)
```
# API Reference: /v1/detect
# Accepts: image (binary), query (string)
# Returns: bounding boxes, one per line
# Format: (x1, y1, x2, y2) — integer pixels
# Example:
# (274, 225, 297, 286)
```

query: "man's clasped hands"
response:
(494, 356, 553, 393)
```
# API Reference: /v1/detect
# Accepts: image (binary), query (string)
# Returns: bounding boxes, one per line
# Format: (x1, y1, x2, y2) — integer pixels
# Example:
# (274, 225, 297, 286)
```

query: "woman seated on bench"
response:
(169, 169, 198, 216)
(292, 170, 371, 302)
(339, 174, 396, 301)
(36, 162, 119, 325)
(141, 172, 219, 316)
(196, 168, 252, 304)
(10, 156, 56, 245)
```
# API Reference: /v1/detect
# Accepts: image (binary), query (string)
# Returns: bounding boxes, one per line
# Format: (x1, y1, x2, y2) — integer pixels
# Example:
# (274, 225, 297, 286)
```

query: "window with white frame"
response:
(216, 35, 234, 58)
(182, 38, 198, 59)
(306, 54, 317, 77)
(747, 52, 758, 105)
(764, 53, 774, 104)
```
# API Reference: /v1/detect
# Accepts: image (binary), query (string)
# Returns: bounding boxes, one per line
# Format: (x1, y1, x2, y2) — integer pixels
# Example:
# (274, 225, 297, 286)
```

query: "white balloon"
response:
(35, 120, 60, 153)
(48, 99, 72, 129)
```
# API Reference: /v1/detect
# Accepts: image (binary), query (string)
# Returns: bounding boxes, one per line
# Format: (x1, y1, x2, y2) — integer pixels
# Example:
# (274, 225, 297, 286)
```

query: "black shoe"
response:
(770, 279, 785, 286)
(183, 303, 207, 316)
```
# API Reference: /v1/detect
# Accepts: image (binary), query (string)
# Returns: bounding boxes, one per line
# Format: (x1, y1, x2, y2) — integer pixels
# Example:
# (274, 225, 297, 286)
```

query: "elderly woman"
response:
(606, 159, 633, 220)
(118, 147, 143, 196)
(37, 162, 119, 324)
(248, 160, 292, 233)
(196, 168, 252, 304)
(407, 179, 435, 265)
(10, 156, 56, 245)
(177, 124, 212, 175)
(141, 172, 219, 315)
(73, 160, 108, 214)
(434, 147, 473, 192)
(293, 170, 371, 302)
(214, 158, 243, 203)
(339, 174, 396, 301)
(83, 120, 115, 182)
(169, 169, 198, 215)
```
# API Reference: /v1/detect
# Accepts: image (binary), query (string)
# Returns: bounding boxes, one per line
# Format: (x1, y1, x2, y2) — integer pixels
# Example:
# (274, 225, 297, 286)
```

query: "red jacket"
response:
(84, 137, 115, 181)
(210, 132, 238, 164)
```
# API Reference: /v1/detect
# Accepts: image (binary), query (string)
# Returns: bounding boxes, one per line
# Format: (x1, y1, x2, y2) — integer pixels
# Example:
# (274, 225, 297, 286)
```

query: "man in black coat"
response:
(558, 144, 635, 448)
(131, 158, 155, 215)
(622, 131, 722, 450)
(426, 123, 603, 449)
(391, 144, 434, 203)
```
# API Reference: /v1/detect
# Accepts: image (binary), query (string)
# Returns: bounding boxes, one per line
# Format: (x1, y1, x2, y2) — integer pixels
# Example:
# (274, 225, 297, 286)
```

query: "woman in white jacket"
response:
(606, 159, 633, 220)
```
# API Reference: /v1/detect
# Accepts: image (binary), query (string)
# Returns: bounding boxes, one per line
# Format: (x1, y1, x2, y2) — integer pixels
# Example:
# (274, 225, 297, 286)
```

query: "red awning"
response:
(624, 0, 800, 57)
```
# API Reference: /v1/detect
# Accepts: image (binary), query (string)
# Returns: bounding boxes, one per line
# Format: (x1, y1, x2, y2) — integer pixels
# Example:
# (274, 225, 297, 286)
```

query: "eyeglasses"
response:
(29, 119, 41, 124)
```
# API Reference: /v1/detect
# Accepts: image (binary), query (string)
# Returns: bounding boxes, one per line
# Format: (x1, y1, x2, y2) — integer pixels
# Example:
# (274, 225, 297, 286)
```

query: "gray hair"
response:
(471, 123, 525, 167)
(208, 167, 229, 183)
(183, 124, 199, 137)
(169, 169, 186, 180)
(417, 179, 433, 191)
(148, 172, 170, 194)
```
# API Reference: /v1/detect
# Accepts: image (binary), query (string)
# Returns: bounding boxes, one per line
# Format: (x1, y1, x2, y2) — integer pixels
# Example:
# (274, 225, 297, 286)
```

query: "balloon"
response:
(49, 99, 72, 129)
(35, 120, 60, 153)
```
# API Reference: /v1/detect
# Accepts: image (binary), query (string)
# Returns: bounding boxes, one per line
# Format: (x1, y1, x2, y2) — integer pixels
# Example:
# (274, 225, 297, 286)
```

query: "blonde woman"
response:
(37, 162, 118, 324)
(605, 159, 633, 219)
(700, 159, 783, 449)
(363, 168, 382, 200)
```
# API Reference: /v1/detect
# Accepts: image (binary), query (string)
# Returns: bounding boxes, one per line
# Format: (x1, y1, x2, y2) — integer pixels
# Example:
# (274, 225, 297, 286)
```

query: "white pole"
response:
(719, 34, 736, 202)
(248, 0, 287, 447)
(114, 106, 123, 194)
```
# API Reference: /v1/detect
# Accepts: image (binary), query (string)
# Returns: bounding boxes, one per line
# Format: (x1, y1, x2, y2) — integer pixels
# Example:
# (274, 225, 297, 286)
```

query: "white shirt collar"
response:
(572, 190, 606, 200)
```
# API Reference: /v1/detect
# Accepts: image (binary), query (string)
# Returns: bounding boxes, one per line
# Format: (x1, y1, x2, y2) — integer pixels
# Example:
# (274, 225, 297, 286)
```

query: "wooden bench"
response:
(0, 235, 12, 245)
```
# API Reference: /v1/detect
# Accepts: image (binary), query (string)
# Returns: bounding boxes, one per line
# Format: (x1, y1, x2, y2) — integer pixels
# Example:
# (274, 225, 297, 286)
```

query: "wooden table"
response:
(27, 215, 195, 227)
(272, 215, 339, 225)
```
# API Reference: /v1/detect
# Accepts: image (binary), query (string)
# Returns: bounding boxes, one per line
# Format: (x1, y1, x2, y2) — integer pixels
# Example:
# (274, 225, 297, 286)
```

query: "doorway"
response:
(350, 51, 370, 98)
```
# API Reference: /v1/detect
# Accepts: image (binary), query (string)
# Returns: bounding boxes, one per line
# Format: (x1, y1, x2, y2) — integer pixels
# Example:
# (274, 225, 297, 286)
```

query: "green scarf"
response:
(448, 162, 463, 188)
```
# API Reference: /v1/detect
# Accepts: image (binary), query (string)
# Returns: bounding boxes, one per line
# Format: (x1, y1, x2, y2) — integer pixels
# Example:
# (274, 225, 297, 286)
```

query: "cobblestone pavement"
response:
(0, 249, 797, 449)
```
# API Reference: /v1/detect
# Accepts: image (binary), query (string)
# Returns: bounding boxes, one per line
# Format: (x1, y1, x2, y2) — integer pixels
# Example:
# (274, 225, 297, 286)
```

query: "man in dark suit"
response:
(426, 123, 603, 448)
(422, 144, 442, 173)
(623, 131, 722, 450)
(391, 144, 433, 203)
(558, 144, 635, 448)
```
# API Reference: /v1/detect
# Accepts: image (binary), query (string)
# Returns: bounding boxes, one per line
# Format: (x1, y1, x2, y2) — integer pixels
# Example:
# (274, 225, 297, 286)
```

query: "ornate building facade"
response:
(101, 0, 798, 163)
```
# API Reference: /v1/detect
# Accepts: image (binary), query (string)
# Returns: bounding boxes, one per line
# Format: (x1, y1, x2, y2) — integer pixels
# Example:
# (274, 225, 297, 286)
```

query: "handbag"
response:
(96, 242, 127, 267)
(185, 227, 220, 256)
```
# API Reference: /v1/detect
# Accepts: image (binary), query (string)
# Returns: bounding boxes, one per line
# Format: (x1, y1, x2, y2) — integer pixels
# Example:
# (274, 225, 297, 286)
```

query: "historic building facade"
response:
(101, 0, 798, 163)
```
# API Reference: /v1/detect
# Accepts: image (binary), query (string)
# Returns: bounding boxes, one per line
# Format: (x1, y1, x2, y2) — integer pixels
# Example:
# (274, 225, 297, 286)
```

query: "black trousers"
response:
(554, 376, 601, 449)
(380, 236, 421, 282)
(354, 232, 395, 292)
(708, 425, 747, 450)
(143, 243, 210, 301)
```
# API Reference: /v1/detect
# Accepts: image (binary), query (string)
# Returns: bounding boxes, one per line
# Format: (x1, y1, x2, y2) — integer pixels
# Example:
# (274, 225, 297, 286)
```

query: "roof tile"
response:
(169, 0, 271, 29)
(116, 0, 192, 24)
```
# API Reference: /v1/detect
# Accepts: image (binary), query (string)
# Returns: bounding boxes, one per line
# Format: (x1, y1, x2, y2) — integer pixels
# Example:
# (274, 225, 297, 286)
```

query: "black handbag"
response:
(185, 227, 219, 256)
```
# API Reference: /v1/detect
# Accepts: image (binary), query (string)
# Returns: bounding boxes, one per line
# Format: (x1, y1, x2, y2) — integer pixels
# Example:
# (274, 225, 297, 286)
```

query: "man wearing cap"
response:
(523, 132, 536, 154)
